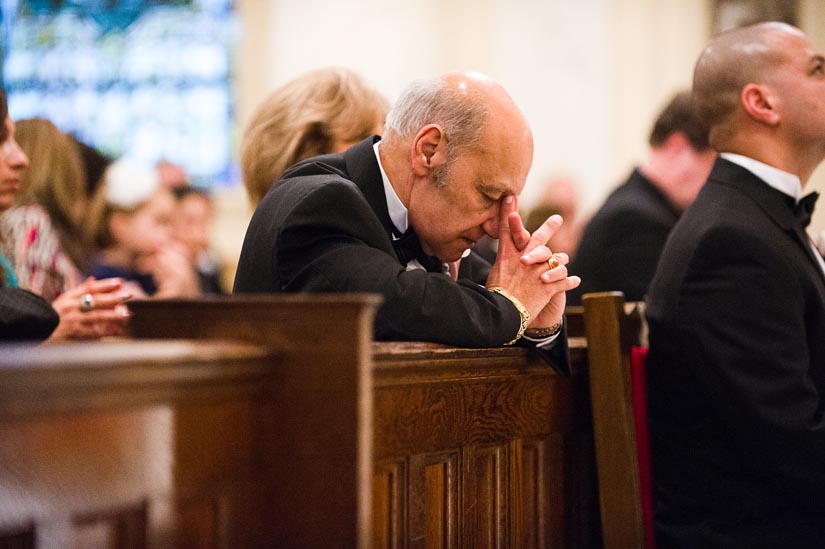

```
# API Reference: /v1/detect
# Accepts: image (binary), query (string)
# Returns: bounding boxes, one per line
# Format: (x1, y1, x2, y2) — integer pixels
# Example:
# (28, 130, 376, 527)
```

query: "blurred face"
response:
(408, 127, 533, 262)
(173, 193, 212, 262)
(111, 188, 175, 257)
(0, 116, 30, 211)
(670, 147, 718, 210)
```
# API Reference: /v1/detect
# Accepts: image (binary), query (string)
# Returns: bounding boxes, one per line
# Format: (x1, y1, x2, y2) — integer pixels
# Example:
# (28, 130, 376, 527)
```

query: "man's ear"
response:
(741, 83, 780, 126)
(410, 124, 447, 176)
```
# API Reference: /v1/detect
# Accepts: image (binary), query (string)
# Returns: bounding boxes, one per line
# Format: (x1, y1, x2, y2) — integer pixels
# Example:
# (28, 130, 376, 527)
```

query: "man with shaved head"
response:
(234, 72, 578, 364)
(646, 22, 825, 547)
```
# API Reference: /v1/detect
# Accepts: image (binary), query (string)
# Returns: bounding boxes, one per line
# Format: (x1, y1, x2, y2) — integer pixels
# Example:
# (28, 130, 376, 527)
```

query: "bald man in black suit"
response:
(646, 22, 825, 548)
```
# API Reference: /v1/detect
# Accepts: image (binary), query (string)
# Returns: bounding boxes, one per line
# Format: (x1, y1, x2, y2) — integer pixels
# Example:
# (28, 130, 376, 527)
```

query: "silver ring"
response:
(79, 293, 95, 312)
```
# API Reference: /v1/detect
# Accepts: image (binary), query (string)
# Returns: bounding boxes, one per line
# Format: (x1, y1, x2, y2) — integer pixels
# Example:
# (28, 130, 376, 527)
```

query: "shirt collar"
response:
(720, 152, 804, 203)
(373, 141, 408, 236)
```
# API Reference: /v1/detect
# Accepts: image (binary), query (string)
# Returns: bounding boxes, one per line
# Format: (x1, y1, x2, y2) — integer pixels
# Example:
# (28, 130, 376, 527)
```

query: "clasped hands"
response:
(486, 195, 581, 332)
(47, 277, 132, 341)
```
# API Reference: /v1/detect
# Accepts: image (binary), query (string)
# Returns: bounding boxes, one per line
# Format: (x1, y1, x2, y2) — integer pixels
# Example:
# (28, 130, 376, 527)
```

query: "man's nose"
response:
(482, 213, 500, 239)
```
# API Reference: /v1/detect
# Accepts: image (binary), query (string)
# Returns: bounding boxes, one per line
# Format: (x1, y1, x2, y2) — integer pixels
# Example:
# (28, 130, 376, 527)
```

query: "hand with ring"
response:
(502, 197, 580, 330)
(79, 293, 95, 312)
(47, 277, 132, 341)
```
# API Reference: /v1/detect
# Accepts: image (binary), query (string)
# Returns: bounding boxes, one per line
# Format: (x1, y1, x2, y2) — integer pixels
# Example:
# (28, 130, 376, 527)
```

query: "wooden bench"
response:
(129, 295, 600, 548)
(371, 340, 596, 548)
(0, 295, 379, 548)
(582, 291, 650, 549)
(0, 294, 601, 547)
(0, 339, 282, 547)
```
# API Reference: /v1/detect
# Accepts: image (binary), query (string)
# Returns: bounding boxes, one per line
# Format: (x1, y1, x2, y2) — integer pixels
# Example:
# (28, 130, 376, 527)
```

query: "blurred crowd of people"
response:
(1, 118, 225, 301)
(0, 88, 229, 341)
(0, 67, 391, 342)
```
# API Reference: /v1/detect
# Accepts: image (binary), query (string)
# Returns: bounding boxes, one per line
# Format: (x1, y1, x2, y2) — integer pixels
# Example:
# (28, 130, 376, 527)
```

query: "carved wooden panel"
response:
(461, 444, 505, 548)
(372, 460, 405, 549)
(408, 452, 458, 549)
(372, 340, 598, 548)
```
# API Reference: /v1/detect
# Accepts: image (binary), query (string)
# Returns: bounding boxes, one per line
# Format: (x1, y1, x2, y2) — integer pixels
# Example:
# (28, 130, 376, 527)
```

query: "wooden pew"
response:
(0, 339, 280, 547)
(0, 295, 380, 548)
(371, 340, 598, 548)
(127, 295, 600, 548)
(0, 294, 600, 547)
(581, 291, 649, 549)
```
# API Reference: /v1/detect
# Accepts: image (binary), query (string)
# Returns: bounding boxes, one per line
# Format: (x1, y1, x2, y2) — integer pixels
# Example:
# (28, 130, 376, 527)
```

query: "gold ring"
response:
(548, 258, 559, 269)
(79, 293, 95, 312)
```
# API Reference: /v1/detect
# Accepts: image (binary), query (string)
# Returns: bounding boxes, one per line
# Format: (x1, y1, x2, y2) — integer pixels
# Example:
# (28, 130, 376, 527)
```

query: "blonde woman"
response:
(241, 67, 388, 206)
(0, 118, 89, 301)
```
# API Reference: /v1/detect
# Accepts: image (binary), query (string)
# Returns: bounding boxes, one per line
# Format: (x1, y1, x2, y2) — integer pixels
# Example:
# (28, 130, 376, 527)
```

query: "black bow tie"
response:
(391, 229, 445, 273)
(795, 192, 820, 228)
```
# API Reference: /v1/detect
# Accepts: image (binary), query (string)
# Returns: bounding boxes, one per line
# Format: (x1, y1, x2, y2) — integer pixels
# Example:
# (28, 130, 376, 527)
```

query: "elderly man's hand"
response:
(508, 199, 579, 328)
(486, 196, 580, 329)
(47, 277, 132, 341)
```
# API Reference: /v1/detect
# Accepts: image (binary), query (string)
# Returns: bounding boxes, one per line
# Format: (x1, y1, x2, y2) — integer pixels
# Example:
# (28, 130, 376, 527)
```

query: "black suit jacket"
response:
(234, 137, 568, 363)
(645, 157, 825, 548)
(0, 287, 59, 341)
(568, 169, 680, 305)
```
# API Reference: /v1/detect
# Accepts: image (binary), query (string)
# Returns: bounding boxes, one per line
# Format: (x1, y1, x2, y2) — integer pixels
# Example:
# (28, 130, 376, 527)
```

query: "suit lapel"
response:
(710, 158, 825, 286)
(343, 136, 397, 240)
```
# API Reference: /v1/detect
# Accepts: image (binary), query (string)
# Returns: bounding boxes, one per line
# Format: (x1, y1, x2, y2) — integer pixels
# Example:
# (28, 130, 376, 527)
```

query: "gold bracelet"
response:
(524, 320, 563, 339)
(488, 286, 530, 345)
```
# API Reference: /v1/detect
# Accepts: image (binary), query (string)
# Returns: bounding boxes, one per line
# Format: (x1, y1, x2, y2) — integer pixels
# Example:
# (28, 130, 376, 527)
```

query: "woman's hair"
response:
(241, 67, 388, 206)
(14, 118, 90, 268)
(85, 160, 160, 249)
(0, 88, 7, 286)
(0, 89, 7, 140)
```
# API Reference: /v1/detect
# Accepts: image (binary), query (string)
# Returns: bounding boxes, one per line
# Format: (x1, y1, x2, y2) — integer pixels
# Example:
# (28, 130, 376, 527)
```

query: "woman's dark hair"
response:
(0, 88, 7, 286)
(0, 89, 8, 142)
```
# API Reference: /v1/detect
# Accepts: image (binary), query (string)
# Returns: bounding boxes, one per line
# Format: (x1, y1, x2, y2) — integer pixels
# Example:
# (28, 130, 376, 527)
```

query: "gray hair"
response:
(384, 78, 488, 160)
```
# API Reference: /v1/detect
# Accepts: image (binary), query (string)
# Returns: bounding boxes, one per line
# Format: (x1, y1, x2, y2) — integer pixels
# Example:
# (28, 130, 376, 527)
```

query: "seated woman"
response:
(241, 66, 388, 206)
(86, 160, 200, 299)
(0, 118, 90, 302)
(0, 89, 129, 341)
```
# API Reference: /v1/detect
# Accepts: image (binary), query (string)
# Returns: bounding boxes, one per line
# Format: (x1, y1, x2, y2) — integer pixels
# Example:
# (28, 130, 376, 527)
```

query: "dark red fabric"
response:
(631, 345, 655, 549)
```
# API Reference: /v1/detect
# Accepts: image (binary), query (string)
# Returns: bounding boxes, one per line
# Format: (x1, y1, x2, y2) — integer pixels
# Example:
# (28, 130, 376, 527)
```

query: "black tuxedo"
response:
(646, 157, 825, 548)
(568, 169, 680, 305)
(234, 137, 567, 362)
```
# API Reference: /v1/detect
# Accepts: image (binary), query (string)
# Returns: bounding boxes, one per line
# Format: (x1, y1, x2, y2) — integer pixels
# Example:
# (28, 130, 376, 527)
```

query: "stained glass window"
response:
(0, 0, 238, 187)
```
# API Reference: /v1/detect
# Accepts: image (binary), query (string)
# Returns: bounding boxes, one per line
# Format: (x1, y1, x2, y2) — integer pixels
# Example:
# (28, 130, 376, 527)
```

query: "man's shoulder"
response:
(251, 166, 384, 245)
(280, 151, 349, 181)
(261, 168, 366, 215)
(678, 180, 763, 233)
